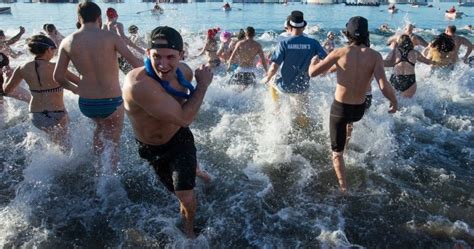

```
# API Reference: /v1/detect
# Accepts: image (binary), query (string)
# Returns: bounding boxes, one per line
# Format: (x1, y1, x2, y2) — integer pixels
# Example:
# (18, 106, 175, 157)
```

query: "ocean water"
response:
(0, 1, 473, 248)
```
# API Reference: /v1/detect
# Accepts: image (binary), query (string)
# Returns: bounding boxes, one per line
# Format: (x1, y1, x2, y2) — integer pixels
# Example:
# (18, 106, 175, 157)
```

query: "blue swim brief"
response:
(78, 96, 123, 119)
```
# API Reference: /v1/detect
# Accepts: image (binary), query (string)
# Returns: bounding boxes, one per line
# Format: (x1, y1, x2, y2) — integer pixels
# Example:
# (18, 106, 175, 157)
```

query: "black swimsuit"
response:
(390, 49, 417, 92)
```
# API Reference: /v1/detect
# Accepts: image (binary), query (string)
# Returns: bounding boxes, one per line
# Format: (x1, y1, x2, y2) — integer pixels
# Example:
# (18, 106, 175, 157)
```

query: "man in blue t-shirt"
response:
(263, 11, 327, 127)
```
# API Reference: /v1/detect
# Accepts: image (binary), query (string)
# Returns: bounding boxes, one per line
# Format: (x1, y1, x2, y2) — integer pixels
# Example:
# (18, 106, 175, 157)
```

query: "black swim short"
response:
(136, 127, 197, 192)
(118, 56, 133, 75)
(390, 74, 416, 92)
(330, 100, 366, 152)
(228, 72, 256, 86)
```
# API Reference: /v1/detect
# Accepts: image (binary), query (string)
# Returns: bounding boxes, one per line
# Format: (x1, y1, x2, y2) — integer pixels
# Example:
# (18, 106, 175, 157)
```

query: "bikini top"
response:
(395, 48, 415, 67)
(29, 58, 63, 94)
(144, 58, 195, 99)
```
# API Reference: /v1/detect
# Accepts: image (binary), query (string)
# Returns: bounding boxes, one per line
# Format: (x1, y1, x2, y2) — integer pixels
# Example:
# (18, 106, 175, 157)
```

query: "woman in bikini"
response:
(384, 34, 432, 98)
(3, 35, 79, 147)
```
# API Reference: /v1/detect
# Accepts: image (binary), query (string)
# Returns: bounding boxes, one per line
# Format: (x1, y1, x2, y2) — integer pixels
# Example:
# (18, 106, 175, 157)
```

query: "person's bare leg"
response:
(93, 106, 125, 170)
(402, 83, 416, 98)
(175, 190, 197, 239)
(332, 151, 347, 193)
(196, 163, 211, 183)
(47, 115, 70, 150)
(345, 123, 353, 150)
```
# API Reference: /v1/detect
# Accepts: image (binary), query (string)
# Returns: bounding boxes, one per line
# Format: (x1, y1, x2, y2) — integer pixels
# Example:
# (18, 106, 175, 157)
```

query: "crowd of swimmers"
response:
(0, 2, 473, 239)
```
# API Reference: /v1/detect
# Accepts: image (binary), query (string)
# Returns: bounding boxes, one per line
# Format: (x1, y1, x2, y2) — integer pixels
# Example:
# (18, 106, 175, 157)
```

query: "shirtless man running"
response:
(227, 26, 267, 87)
(388, 24, 428, 48)
(54, 2, 143, 169)
(444, 25, 473, 64)
(123, 26, 212, 238)
(308, 16, 398, 192)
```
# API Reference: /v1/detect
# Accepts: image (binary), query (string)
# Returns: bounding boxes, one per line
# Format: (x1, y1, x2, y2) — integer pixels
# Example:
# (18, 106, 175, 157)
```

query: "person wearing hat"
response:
(308, 16, 397, 193)
(123, 26, 213, 239)
(0, 26, 26, 58)
(217, 31, 232, 62)
(54, 2, 143, 169)
(263, 10, 327, 128)
(102, 7, 145, 74)
(227, 26, 267, 87)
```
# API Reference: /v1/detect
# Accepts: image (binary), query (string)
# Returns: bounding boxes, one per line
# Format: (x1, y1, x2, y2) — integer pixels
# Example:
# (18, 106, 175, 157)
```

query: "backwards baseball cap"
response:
(287, 11, 307, 29)
(106, 8, 118, 19)
(345, 16, 369, 38)
(149, 26, 183, 51)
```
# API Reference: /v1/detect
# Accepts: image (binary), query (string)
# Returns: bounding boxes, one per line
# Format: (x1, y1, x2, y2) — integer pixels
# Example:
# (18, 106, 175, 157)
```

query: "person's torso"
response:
(335, 46, 376, 104)
(278, 35, 319, 92)
(21, 61, 65, 112)
(124, 67, 189, 145)
(236, 40, 261, 67)
(66, 30, 121, 98)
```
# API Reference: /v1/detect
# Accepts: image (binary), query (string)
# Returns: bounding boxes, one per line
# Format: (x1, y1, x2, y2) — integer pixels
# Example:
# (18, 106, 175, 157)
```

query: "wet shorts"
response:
(330, 100, 366, 152)
(390, 74, 416, 92)
(137, 127, 197, 192)
(228, 72, 256, 86)
(30, 110, 66, 129)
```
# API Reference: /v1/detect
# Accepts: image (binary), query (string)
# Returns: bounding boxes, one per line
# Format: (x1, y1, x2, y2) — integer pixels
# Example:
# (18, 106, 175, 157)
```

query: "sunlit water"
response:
(0, 1, 473, 248)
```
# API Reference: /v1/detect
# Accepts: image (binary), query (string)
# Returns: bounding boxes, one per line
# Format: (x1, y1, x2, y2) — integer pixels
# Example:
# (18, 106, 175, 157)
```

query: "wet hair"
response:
(431, 33, 455, 53)
(27, 35, 56, 56)
(343, 30, 370, 47)
(128, 25, 138, 34)
(0, 30, 4, 37)
(397, 34, 414, 52)
(45, 24, 56, 33)
(245, 26, 255, 38)
(237, 29, 245, 40)
(447, 25, 456, 33)
(77, 1, 101, 23)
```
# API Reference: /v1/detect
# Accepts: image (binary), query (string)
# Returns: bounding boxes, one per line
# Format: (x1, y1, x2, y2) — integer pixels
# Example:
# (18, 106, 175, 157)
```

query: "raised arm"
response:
(373, 53, 397, 113)
(115, 35, 144, 69)
(6, 26, 25, 46)
(414, 35, 428, 47)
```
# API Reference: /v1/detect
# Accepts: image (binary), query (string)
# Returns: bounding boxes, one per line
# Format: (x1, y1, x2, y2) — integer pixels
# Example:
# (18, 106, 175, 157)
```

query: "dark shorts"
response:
(390, 74, 416, 92)
(118, 56, 133, 75)
(228, 72, 256, 86)
(137, 127, 197, 192)
(330, 100, 366, 152)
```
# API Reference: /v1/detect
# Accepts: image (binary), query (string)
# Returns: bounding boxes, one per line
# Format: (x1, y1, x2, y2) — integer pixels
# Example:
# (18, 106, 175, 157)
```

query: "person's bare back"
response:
(332, 45, 378, 105)
(62, 29, 122, 98)
(233, 39, 264, 68)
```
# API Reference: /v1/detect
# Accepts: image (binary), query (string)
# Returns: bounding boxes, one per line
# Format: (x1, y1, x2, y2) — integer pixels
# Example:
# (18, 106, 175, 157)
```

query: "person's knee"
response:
(332, 151, 344, 160)
(176, 190, 196, 208)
